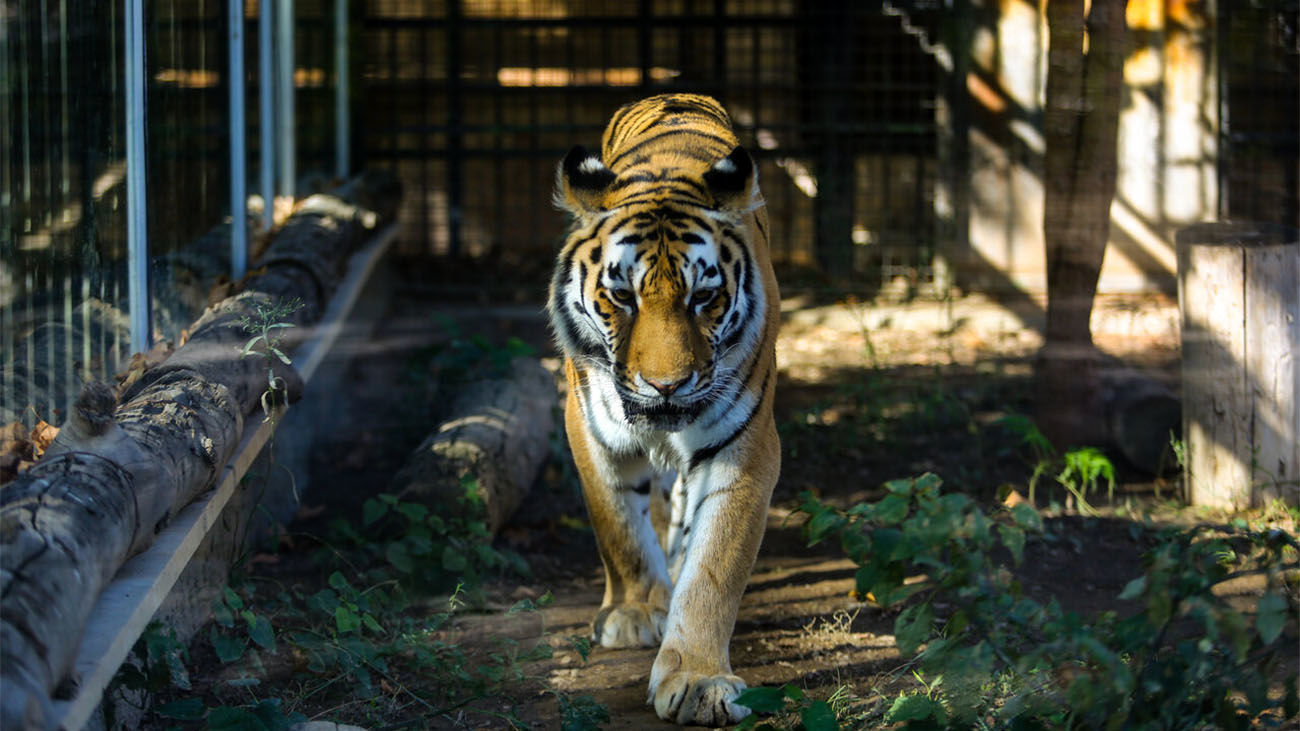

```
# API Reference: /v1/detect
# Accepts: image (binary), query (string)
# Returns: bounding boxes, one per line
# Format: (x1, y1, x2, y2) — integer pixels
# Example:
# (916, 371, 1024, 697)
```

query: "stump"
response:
(1177, 223, 1299, 509)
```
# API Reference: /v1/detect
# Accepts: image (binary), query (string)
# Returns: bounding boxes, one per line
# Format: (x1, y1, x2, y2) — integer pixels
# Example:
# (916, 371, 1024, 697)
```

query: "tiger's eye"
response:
(610, 288, 636, 305)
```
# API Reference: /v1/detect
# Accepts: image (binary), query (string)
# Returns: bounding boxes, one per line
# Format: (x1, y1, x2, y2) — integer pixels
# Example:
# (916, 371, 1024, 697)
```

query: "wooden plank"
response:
(1179, 224, 1299, 509)
(1244, 243, 1300, 504)
(48, 225, 396, 731)
(1180, 238, 1249, 508)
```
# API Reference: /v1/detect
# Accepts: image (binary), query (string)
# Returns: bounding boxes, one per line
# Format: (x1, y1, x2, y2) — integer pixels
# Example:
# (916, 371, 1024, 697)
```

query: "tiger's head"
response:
(548, 143, 764, 431)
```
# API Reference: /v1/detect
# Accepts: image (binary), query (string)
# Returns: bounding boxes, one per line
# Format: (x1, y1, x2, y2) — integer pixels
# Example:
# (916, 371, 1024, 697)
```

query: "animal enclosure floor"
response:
(147, 259, 1297, 730)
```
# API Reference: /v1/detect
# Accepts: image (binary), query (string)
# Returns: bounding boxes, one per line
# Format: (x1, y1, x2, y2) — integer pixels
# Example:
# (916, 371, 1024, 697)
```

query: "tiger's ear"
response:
(704, 145, 757, 211)
(555, 145, 615, 214)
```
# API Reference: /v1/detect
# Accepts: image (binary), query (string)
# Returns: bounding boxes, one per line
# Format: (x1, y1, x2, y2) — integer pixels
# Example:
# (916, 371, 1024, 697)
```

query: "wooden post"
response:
(1177, 223, 1299, 509)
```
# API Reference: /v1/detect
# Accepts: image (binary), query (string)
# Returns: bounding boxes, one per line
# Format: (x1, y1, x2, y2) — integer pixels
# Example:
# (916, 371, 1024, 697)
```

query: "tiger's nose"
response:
(645, 376, 686, 397)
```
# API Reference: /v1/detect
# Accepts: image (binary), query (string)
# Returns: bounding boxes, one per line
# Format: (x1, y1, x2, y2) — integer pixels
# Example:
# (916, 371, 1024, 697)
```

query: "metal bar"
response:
(276, 0, 295, 199)
(125, 0, 149, 355)
(260, 0, 274, 228)
(447, 0, 462, 256)
(335, 0, 349, 179)
(638, 0, 652, 93)
(360, 14, 800, 29)
(230, 0, 248, 279)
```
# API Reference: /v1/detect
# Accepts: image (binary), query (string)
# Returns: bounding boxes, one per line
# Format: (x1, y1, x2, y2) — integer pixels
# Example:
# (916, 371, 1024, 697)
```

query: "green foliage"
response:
(109, 463, 601, 729)
(114, 622, 192, 696)
(430, 314, 536, 384)
(997, 414, 1117, 513)
(337, 474, 529, 597)
(789, 474, 1300, 729)
(736, 684, 841, 731)
(236, 297, 305, 421)
(1056, 446, 1116, 516)
(555, 691, 612, 730)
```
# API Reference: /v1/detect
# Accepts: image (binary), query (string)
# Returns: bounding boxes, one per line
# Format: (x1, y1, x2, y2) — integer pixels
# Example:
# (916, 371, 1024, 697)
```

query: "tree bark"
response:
(0, 379, 241, 729)
(390, 359, 557, 535)
(1035, 0, 1128, 448)
(0, 174, 401, 729)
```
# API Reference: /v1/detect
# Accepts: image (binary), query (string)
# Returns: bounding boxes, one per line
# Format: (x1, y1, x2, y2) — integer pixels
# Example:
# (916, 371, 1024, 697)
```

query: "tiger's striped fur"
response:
(547, 94, 781, 726)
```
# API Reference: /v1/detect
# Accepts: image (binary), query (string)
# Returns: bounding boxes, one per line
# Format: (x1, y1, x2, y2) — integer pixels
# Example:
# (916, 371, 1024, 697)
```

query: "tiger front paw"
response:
(650, 670, 750, 726)
(591, 603, 666, 648)
(648, 649, 750, 726)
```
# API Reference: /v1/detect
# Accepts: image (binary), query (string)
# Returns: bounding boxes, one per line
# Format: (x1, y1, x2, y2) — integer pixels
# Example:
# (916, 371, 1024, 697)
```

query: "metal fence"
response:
(1, 0, 345, 427)
(1220, 1, 1299, 230)
(356, 0, 946, 286)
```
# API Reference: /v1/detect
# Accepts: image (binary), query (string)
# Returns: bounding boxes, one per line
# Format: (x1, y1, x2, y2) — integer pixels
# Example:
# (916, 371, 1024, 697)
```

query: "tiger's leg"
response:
(649, 421, 779, 725)
(565, 390, 671, 648)
(649, 472, 675, 556)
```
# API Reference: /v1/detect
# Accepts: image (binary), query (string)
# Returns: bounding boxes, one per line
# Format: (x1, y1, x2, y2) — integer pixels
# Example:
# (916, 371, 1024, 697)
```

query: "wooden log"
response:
(0, 379, 241, 729)
(1177, 223, 1300, 509)
(0, 174, 403, 729)
(1101, 370, 1181, 475)
(390, 358, 558, 534)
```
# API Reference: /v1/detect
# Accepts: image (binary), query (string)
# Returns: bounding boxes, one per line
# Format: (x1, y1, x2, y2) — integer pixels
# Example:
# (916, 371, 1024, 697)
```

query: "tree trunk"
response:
(0, 175, 400, 730)
(1035, 0, 1128, 448)
(390, 359, 557, 535)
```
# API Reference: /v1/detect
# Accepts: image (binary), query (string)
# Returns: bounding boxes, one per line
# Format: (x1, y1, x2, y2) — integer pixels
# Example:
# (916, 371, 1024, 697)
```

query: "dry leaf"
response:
(115, 342, 175, 395)
(29, 420, 58, 457)
(206, 275, 236, 307)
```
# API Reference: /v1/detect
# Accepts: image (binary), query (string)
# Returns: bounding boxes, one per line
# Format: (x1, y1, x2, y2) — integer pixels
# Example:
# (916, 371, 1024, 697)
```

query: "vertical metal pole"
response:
(277, 0, 295, 199)
(259, 0, 274, 228)
(447, 0, 462, 256)
(230, 0, 248, 279)
(334, 0, 348, 179)
(125, 0, 149, 354)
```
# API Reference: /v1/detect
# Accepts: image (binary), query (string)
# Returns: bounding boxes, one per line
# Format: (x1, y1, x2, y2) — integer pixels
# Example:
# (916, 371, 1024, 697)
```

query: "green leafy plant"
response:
(997, 414, 1117, 513)
(430, 314, 536, 384)
(237, 297, 304, 421)
(332, 474, 529, 596)
(787, 473, 1299, 729)
(1056, 446, 1116, 516)
(735, 684, 839, 731)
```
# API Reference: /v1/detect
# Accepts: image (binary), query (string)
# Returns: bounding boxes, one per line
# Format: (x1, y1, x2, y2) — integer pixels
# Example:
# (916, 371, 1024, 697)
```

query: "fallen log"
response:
(1101, 370, 1181, 475)
(0, 173, 402, 730)
(0, 379, 240, 729)
(390, 358, 558, 535)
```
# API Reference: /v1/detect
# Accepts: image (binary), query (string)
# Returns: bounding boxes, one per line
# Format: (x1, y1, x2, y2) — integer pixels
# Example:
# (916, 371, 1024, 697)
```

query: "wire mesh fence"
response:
(356, 0, 947, 290)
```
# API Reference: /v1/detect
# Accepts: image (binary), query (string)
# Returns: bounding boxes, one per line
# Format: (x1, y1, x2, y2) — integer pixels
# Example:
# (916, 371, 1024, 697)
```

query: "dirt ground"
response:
(166, 259, 1289, 729)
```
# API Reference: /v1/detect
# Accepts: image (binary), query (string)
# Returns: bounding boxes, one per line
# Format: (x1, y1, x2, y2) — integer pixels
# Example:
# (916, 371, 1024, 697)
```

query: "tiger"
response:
(546, 93, 781, 726)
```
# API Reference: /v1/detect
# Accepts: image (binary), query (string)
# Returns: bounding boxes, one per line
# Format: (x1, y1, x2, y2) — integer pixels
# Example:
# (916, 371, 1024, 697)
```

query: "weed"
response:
(762, 473, 1300, 730)
(735, 683, 839, 731)
(110, 476, 603, 729)
(997, 413, 1117, 514)
(236, 297, 304, 422)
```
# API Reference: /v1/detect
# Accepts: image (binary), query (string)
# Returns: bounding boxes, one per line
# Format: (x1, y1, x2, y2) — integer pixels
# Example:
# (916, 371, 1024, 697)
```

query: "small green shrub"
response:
(997, 414, 1117, 513)
(748, 473, 1300, 729)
